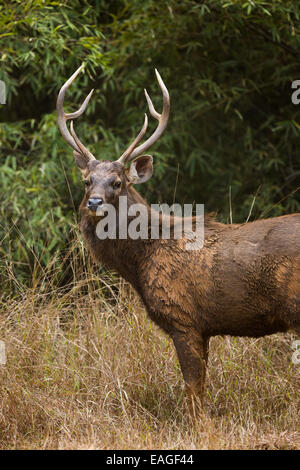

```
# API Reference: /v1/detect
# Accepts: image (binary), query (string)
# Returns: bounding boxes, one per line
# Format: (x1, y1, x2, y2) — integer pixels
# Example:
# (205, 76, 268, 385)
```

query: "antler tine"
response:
(125, 69, 170, 163)
(65, 88, 94, 120)
(70, 120, 96, 161)
(117, 114, 148, 164)
(57, 65, 96, 160)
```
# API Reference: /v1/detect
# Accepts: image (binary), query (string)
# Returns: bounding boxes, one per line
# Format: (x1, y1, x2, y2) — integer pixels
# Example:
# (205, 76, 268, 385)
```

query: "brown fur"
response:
(78, 159, 300, 410)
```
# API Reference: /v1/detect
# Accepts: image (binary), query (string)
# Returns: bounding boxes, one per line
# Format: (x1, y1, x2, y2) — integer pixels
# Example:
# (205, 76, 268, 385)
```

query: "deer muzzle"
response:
(87, 197, 104, 212)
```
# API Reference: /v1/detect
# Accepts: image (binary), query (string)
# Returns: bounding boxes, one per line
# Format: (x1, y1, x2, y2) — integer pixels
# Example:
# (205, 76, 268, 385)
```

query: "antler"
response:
(57, 67, 170, 165)
(118, 69, 170, 164)
(57, 65, 96, 161)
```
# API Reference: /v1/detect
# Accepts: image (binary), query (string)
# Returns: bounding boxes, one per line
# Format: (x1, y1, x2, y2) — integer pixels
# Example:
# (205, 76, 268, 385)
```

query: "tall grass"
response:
(0, 233, 299, 449)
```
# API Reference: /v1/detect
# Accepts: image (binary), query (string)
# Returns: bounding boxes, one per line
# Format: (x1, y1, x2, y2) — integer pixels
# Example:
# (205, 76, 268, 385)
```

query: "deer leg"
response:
(171, 329, 209, 416)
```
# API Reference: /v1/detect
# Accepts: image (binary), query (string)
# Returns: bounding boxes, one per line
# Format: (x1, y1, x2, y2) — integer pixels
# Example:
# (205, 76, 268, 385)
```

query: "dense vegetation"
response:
(0, 1, 299, 450)
(0, 0, 300, 286)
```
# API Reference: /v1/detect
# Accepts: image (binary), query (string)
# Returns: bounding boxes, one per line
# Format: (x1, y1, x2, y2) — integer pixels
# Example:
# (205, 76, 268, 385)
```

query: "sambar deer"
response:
(57, 66, 300, 412)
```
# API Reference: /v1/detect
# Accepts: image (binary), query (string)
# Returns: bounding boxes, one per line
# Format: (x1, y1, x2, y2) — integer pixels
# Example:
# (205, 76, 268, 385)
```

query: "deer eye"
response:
(84, 179, 90, 187)
(113, 181, 121, 190)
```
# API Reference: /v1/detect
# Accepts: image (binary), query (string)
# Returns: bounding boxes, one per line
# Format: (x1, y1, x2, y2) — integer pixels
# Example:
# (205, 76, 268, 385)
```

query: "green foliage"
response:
(0, 0, 300, 288)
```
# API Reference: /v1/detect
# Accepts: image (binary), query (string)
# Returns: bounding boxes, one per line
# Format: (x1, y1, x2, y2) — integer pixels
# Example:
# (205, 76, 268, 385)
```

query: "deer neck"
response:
(80, 186, 152, 289)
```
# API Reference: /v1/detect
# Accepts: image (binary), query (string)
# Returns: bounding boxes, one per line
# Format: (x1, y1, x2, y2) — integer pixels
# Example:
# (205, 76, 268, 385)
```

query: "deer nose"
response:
(87, 197, 104, 211)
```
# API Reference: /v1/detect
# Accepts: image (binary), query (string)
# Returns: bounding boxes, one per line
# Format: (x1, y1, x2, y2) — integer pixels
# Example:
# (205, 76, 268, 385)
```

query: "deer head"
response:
(57, 66, 170, 215)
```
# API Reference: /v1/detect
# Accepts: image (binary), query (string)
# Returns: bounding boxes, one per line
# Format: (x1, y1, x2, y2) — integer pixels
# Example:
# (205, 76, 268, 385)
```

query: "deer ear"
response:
(127, 155, 153, 184)
(74, 150, 88, 171)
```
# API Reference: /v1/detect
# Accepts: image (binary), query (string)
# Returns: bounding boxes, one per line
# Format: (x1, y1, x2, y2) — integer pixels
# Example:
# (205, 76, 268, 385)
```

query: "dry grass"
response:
(0, 243, 299, 449)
